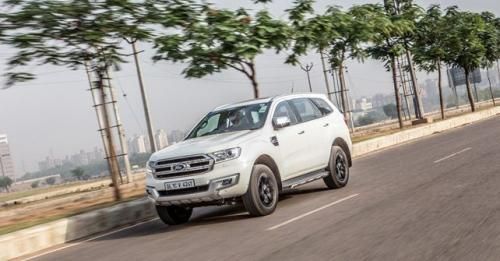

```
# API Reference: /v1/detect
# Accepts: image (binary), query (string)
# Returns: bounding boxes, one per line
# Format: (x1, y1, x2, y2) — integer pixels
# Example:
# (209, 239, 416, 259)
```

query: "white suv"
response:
(146, 93, 352, 225)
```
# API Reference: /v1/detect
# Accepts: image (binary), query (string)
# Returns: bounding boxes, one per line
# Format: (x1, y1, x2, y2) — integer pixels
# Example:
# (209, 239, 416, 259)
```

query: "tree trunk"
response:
(486, 68, 496, 106)
(319, 48, 333, 101)
(437, 62, 445, 120)
(464, 68, 476, 112)
(338, 60, 349, 121)
(497, 60, 500, 83)
(248, 62, 259, 98)
(96, 69, 122, 201)
(391, 57, 404, 129)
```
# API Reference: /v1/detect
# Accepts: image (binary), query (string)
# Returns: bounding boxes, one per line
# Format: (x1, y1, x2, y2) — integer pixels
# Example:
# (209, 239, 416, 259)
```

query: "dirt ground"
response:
(0, 179, 146, 235)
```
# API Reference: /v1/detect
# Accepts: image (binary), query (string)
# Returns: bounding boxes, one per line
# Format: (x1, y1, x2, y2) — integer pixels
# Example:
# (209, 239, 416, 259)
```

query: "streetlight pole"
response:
(300, 63, 314, 92)
(127, 39, 157, 153)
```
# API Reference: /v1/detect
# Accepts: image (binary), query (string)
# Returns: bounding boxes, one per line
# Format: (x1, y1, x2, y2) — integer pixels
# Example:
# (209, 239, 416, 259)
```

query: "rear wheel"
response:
(242, 164, 279, 216)
(156, 205, 193, 225)
(323, 145, 349, 189)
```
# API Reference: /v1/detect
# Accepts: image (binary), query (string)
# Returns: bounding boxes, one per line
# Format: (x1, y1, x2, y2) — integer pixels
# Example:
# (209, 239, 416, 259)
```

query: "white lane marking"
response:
(266, 194, 359, 231)
(434, 147, 472, 163)
(22, 218, 159, 261)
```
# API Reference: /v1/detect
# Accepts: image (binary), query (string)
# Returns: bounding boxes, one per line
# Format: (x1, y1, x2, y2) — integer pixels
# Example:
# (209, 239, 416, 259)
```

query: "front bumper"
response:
(146, 158, 253, 206)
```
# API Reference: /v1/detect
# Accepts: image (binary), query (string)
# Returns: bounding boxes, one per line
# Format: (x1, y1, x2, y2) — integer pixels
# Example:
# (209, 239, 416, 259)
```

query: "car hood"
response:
(150, 130, 259, 161)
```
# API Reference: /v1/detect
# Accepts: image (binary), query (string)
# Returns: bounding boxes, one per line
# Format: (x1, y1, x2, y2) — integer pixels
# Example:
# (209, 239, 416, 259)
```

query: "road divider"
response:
(0, 198, 156, 261)
(2, 105, 500, 260)
(352, 106, 500, 157)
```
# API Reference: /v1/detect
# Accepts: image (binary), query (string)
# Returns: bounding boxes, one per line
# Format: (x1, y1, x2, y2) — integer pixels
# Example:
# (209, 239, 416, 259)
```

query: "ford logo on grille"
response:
(173, 163, 188, 171)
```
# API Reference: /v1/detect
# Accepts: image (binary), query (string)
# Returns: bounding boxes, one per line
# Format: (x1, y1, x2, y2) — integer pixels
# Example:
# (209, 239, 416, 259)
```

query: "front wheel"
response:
(156, 205, 193, 225)
(323, 145, 349, 189)
(242, 164, 279, 216)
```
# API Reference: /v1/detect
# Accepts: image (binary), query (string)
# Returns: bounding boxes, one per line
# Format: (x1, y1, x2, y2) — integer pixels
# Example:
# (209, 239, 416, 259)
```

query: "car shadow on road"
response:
(93, 185, 331, 240)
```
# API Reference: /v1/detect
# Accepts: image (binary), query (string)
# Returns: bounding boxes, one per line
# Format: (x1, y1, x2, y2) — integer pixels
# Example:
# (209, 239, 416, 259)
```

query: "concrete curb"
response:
(352, 106, 500, 157)
(0, 199, 155, 260)
(1, 106, 499, 260)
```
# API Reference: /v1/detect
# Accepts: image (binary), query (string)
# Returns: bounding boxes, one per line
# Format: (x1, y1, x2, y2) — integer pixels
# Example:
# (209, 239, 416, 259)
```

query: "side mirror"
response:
(273, 116, 291, 129)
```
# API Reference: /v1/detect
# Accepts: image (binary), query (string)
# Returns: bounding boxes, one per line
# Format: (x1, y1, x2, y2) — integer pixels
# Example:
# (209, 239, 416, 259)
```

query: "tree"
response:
(71, 167, 85, 181)
(413, 5, 447, 119)
(287, 3, 379, 123)
(0, 176, 13, 192)
(356, 110, 387, 126)
(383, 0, 425, 119)
(45, 177, 56, 185)
(383, 103, 398, 119)
(442, 8, 488, 112)
(286, 0, 335, 97)
(152, 2, 290, 98)
(0, 0, 152, 200)
(478, 12, 499, 106)
(366, 4, 413, 128)
(31, 180, 40, 189)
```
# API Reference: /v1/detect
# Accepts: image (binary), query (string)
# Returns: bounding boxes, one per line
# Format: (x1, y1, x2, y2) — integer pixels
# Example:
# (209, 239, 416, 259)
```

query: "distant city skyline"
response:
(0, 134, 16, 180)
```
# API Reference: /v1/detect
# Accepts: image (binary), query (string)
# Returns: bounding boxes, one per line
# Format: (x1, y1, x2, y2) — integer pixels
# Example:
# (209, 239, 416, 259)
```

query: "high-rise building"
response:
(168, 130, 187, 144)
(0, 134, 16, 180)
(128, 135, 147, 154)
(155, 129, 169, 150)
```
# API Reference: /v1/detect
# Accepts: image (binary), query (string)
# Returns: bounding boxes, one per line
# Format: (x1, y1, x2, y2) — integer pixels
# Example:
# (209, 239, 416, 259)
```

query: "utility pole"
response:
(106, 70, 133, 183)
(300, 63, 314, 92)
(486, 68, 496, 106)
(127, 39, 157, 153)
(85, 63, 113, 181)
(472, 72, 479, 102)
(405, 50, 424, 119)
(96, 69, 122, 201)
(446, 65, 459, 109)
(331, 68, 341, 107)
(319, 50, 333, 101)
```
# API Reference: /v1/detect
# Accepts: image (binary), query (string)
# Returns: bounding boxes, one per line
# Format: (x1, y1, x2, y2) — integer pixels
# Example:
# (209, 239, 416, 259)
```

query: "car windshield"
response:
(187, 102, 270, 139)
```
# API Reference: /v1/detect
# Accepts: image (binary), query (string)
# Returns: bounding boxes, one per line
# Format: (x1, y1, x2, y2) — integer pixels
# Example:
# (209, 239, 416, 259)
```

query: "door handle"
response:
(323, 123, 329, 127)
(298, 130, 305, 135)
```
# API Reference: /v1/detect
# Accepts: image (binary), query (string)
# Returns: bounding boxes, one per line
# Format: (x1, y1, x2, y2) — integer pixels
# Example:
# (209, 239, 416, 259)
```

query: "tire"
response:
(156, 205, 193, 225)
(323, 145, 349, 189)
(242, 164, 279, 217)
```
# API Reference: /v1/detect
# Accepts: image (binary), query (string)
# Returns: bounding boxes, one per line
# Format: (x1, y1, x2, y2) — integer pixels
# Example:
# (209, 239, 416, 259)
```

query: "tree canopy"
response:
(152, 2, 291, 98)
(0, 0, 152, 86)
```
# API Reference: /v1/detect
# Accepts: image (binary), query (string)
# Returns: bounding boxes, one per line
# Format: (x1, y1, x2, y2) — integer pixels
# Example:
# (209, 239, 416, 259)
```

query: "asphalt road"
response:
(30, 116, 500, 261)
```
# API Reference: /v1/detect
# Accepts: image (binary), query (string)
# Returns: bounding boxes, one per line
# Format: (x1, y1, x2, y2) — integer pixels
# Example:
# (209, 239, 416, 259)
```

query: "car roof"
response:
(213, 93, 329, 111)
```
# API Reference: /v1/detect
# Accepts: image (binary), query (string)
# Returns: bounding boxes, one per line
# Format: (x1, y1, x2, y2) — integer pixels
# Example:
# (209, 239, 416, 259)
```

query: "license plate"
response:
(165, 179, 195, 191)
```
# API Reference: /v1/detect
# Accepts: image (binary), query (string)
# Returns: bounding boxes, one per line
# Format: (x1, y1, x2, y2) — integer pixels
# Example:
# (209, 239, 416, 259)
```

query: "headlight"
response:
(146, 161, 154, 174)
(209, 147, 241, 163)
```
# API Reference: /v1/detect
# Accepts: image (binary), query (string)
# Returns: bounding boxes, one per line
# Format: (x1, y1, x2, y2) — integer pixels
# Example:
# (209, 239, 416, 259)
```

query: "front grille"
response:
(158, 185, 210, 196)
(152, 154, 214, 179)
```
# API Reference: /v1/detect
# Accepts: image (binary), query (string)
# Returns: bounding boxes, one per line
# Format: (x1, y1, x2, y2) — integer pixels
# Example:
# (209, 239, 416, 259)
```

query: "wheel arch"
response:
(253, 154, 282, 191)
(333, 138, 352, 167)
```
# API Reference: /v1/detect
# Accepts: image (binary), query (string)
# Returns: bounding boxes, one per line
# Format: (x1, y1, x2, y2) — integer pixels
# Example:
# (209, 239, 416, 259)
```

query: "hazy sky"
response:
(0, 0, 498, 174)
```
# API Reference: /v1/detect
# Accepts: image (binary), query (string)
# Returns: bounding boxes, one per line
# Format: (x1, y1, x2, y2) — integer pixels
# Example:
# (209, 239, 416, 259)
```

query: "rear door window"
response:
(311, 98, 333, 116)
(289, 98, 323, 122)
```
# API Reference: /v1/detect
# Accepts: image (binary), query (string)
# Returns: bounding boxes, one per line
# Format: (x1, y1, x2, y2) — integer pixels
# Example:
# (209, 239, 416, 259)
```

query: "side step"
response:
(282, 170, 329, 190)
